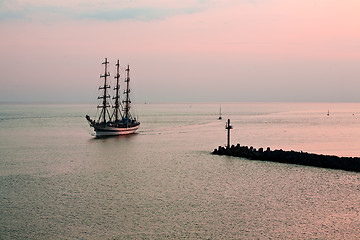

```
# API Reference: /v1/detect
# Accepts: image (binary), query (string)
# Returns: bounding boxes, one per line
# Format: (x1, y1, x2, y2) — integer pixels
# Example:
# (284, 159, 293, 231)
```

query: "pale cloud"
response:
(0, 0, 252, 22)
(78, 6, 202, 21)
(0, 0, 219, 22)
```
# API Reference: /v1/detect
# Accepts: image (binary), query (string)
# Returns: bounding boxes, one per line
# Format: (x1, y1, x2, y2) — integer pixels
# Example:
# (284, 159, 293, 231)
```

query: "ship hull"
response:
(92, 124, 140, 137)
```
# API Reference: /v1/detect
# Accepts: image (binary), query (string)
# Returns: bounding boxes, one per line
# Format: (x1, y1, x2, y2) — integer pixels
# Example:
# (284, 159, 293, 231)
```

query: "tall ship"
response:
(86, 58, 140, 137)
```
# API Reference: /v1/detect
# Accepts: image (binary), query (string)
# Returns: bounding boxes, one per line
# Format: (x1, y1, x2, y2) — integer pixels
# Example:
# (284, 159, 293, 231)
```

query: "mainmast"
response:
(97, 58, 111, 123)
(123, 64, 131, 119)
(112, 59, 122, 122)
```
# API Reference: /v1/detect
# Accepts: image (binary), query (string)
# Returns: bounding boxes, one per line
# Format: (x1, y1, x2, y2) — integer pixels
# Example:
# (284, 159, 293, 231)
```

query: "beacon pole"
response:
(225, 119, 232, 148)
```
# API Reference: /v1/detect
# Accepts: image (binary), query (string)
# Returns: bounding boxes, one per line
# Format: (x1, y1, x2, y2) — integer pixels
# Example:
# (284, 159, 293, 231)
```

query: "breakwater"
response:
(213, 144, 360, 172)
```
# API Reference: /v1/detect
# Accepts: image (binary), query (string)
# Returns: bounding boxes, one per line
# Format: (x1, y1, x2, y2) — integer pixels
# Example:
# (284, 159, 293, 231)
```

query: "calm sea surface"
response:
(0, 102, 359, 239)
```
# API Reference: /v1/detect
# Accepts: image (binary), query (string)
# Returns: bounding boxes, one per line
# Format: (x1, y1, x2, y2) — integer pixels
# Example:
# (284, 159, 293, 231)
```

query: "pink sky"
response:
(0, 0, 359, 103)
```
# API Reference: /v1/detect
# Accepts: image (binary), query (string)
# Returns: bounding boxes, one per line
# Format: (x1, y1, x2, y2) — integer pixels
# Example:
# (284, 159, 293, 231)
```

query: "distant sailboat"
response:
(218, 105, 222, 120)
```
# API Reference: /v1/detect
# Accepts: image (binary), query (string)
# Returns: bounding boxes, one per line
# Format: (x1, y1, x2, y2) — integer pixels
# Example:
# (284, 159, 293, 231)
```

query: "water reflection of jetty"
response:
(213, 119, 360, 172)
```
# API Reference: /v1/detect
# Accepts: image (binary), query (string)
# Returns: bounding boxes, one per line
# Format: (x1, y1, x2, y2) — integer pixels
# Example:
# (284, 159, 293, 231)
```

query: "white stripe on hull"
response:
(93, 125, 140, 137)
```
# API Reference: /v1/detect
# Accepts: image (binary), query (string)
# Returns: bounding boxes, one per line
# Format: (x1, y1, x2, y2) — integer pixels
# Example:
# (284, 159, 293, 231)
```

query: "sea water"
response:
(0, 102, 359, 239)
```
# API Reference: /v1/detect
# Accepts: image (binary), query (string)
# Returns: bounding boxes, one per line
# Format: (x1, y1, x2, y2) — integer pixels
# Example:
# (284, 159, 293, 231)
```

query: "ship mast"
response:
(97, 58, 111, 123)
(123, 64, 131, 119)
(112, 59, 122, 122)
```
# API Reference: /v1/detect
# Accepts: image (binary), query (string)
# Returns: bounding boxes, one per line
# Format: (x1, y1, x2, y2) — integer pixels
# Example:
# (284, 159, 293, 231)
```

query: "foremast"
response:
(112, 59, 122, 122)
(97, 58, 111, 123)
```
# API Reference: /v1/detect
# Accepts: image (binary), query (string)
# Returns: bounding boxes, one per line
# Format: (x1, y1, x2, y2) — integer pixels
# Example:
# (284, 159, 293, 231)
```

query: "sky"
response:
(0, 0, 360, 103)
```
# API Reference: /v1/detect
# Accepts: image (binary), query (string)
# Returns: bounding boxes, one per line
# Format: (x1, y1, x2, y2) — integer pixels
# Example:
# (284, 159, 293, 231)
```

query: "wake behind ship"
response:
(86, 58, 140, 137)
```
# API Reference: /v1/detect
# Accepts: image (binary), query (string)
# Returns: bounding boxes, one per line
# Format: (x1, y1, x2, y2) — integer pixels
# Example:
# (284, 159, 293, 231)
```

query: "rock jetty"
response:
(213, 144, 360, 172)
